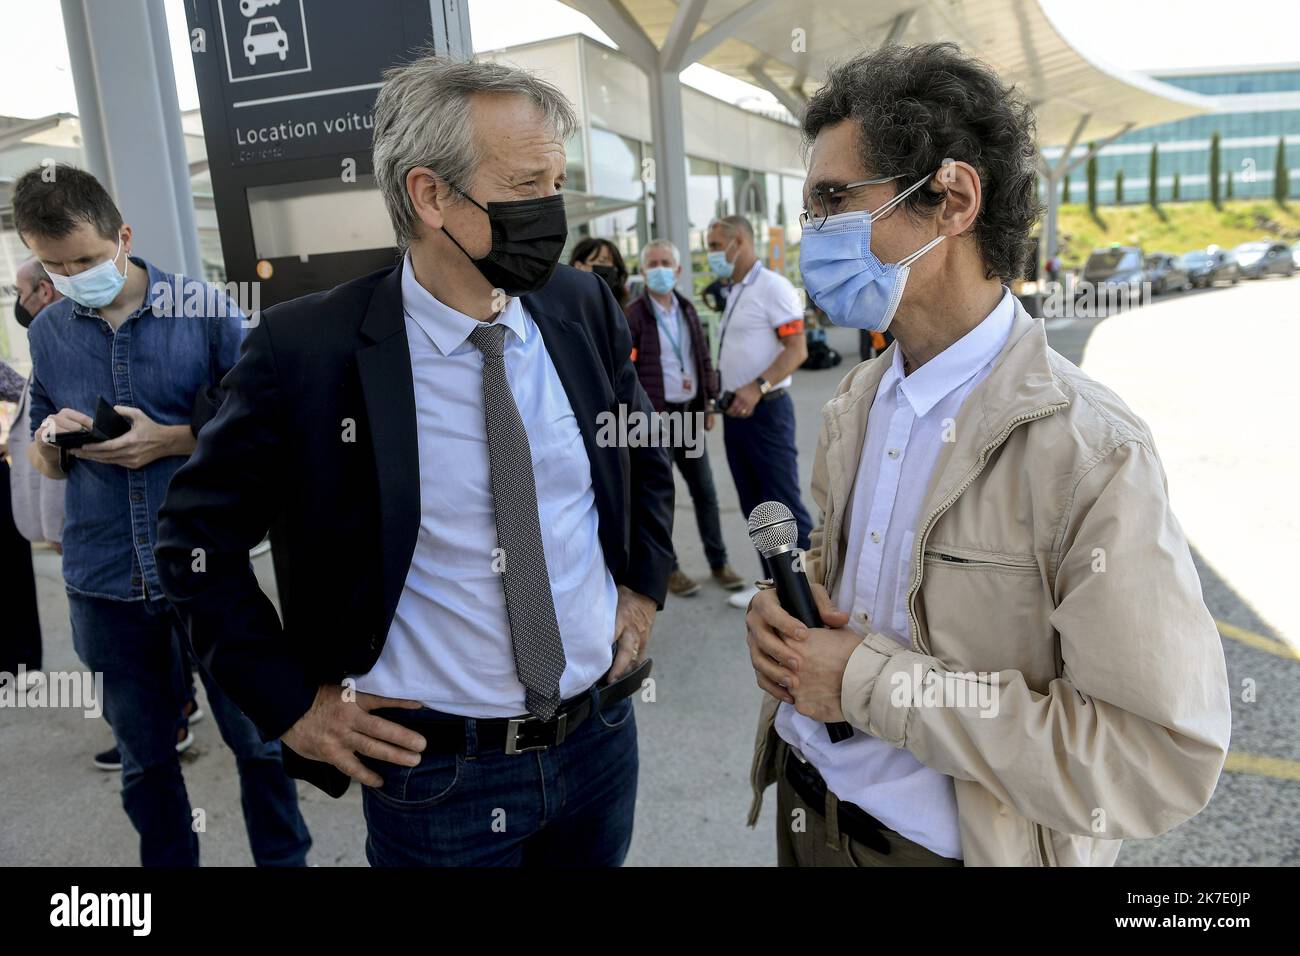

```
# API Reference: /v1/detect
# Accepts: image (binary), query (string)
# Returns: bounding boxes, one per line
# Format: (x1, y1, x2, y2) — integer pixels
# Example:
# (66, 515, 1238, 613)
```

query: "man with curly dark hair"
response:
(743, 43, 1229, 867)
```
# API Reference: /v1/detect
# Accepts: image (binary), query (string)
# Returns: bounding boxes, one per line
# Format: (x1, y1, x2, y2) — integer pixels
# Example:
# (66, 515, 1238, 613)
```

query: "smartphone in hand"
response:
(49, 398, 131, 448)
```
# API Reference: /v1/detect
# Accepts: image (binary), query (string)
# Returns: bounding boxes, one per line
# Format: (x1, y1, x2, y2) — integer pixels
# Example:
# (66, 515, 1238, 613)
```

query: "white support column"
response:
(1039, 113, 1090, 273)
(647, 69, 693, 286)
(681, 0, 779, 66)
(61, 0, 203, 278)
(747, 60, 806, 121)
(884, 8, 915, 45)
(1038, 120, 1133, 275)
(580, 0, 784, 293)
(659, 0, 708, 71)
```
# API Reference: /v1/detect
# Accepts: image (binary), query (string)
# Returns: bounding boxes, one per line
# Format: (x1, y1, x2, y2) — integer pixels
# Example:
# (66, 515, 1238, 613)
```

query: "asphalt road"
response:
(3, 275, 1296, 866)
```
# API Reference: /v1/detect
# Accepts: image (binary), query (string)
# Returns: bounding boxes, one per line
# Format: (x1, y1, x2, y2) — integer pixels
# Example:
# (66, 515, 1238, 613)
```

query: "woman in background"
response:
(571, 237, 631, 309)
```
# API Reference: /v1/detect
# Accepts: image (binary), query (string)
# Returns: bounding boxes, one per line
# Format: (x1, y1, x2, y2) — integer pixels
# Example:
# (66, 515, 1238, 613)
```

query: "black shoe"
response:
(93, 728, 194, 772)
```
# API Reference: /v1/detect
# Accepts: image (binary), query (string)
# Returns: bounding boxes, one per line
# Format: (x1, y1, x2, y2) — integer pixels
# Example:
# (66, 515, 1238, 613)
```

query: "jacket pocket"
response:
(918, 546, 1055, 680)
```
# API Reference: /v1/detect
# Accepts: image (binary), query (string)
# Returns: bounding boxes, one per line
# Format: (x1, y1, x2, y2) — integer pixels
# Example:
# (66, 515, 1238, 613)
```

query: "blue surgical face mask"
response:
(707, 245, 735, 279)
(49, 234, 128, 309)
(799, 172, 945, 332)
(645, 266, 677, 294)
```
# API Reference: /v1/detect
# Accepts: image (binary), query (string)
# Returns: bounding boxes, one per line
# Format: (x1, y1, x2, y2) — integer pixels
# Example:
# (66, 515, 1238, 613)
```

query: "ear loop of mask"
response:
(867, 172, 937, 222)
(898, 234, 946, 268)
(103, 233, 126, 277)
(870, 169, 948, 267)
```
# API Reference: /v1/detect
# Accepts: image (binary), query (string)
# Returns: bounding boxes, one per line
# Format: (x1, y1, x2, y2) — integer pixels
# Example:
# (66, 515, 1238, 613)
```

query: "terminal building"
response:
(1044, 62, 1300, 204)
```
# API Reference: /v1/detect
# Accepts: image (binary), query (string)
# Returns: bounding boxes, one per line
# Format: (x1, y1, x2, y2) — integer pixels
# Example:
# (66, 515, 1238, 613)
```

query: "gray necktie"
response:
(469, 322, 566, 720)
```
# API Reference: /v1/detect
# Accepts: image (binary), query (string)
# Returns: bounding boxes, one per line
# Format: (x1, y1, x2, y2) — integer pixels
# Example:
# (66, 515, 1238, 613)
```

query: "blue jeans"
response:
(68, 594, 312, 867)
(361, 690, 638, 866)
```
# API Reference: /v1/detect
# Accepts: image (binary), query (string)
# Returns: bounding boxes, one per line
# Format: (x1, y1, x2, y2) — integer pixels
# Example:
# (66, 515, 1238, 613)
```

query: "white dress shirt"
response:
(352, 254, 618, 717)
(775, 287, 1015, 860)
(717, 264, 803, 392)
(651, 293, 697, 404)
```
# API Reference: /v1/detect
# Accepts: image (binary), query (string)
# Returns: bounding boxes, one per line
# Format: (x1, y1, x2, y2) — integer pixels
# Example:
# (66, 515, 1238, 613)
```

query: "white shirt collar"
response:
(888, 287, 1014, 417)
(734, 260, 764, 289)
(401, 251, 528, 356)
(649, 291, 678, 319)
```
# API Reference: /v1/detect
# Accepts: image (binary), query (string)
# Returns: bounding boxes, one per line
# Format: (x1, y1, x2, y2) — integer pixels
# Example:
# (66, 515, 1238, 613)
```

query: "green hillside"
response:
(1053, 200, 1300, 270)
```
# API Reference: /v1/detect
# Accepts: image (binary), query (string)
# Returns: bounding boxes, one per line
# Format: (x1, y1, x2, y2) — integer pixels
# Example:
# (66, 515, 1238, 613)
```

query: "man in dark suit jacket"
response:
(156, 55, 674, 867)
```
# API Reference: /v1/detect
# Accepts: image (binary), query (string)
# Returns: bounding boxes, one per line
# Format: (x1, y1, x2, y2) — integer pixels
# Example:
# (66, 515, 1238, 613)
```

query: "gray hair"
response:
(707, 215, 753, 243)
(372, 53, 579, 248)
(639, 238, 680, 268)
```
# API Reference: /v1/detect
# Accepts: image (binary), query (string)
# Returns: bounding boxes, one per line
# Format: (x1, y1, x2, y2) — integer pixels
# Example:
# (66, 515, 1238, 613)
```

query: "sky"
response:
(1, 0, 1298, 120)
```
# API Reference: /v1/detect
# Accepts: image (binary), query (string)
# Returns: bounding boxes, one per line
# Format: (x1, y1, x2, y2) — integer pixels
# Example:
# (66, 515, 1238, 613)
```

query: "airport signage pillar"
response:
(184, 0, 471, 306)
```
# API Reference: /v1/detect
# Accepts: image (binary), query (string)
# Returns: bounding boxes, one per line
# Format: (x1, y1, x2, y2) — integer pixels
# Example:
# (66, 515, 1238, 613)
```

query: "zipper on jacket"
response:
(905, 402, 1067, 655)
(923, 549, 1038, 571)
(1035, 822, 1051, 866)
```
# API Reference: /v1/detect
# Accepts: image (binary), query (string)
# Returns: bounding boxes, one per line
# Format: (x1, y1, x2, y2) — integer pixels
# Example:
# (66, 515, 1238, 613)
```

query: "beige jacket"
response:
(748, 301, 1231, 866)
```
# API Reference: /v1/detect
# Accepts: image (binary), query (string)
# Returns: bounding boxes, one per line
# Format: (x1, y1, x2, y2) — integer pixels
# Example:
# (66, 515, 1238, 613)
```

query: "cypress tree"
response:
(1086, 142, 1098, 217)
(1115, 169, 1124, 205)
(1209, 131, 1222, 208)
(1275, 136, 1289, 204)
(1173, 171, 1181, 201)
(1149, 144, 1159, 208)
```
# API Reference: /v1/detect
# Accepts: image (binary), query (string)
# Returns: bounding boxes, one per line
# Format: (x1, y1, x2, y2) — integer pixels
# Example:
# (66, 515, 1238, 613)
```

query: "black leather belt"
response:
(783, 745, 892, 855)
(373, 658, 652, 756)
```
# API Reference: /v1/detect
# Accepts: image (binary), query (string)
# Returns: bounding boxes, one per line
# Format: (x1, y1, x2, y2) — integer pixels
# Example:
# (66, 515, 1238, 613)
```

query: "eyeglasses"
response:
(799, 174, 903, 231)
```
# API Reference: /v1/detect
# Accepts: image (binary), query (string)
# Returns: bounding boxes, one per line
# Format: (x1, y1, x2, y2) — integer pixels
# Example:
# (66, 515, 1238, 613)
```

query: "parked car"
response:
(1076, 245, 1144, 301)
(1143, 253, 1192, 294)
(1233, 241, 1296, 279)
(1179, 249, 1240, 288)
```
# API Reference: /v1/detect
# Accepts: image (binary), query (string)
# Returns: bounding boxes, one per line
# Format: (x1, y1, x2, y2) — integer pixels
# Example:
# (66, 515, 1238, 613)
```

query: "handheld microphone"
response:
(747, 501, 854, 744)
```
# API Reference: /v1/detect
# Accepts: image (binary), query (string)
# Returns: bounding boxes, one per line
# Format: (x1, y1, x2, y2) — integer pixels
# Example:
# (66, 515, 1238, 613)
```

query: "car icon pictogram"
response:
(244, 16, 289, 64)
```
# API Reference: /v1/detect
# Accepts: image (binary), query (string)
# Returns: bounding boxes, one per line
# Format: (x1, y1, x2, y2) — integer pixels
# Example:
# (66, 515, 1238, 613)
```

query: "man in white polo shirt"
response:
(706, 215, 813, 608)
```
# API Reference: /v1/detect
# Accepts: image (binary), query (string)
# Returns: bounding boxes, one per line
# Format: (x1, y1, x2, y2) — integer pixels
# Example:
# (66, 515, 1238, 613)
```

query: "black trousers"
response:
(664, 401, 728, 571)
(1, 459, 42, 672)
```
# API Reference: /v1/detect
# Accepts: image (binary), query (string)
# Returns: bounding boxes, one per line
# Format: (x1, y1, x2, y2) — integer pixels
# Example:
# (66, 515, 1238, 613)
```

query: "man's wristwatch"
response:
(754, 376, 772, 396)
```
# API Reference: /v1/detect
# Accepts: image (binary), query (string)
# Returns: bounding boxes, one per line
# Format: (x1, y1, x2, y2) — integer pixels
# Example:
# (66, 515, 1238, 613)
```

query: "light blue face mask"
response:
(799, 171, 945, 332)
(49, 235, 128, 309)
(646, 266, 677, 294)
(707, 247, 735, 279)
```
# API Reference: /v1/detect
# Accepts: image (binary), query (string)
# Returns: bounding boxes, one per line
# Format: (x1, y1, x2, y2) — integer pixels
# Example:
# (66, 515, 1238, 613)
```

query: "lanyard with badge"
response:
(716, 268, 757, 356)
(654, 297, 692, 393)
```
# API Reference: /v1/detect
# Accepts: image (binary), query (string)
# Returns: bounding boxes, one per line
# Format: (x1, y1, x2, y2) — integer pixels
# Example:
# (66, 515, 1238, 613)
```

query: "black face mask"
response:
(591, 264, 621, 290)
(14, 298, 34, 329)
(442, 189, 568, 297)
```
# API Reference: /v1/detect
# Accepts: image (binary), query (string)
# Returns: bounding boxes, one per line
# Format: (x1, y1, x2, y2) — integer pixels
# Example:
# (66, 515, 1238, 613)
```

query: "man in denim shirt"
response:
(16, 164, 311, 867)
